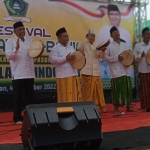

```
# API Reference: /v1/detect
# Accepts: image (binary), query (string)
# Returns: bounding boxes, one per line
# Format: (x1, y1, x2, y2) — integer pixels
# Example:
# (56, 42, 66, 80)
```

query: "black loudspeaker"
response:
(20, 101, 103, 150)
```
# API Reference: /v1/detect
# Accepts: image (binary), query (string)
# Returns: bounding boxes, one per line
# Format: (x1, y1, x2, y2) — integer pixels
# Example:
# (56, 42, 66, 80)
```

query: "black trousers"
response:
(12, 78, 34, 122)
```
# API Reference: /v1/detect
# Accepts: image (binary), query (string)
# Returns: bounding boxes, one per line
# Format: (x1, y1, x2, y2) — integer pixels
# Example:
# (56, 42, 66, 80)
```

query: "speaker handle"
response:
(56, 107, 74, 114)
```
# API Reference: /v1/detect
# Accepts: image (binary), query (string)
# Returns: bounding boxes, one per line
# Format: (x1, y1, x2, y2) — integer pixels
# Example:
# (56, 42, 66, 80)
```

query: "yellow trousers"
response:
(56, 76, 82, 102)
(81, 74, 106, 111)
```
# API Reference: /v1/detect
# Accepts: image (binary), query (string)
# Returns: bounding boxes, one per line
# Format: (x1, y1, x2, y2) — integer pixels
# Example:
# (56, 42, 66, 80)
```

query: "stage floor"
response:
(0, 102, 150, 150)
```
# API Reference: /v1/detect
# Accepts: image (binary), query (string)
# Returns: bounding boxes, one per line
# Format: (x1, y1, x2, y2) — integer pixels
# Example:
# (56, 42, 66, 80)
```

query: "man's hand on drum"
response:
(66, 53, 76, 61)
(118, 54, 124, 61)
(141, 51, 145, 57)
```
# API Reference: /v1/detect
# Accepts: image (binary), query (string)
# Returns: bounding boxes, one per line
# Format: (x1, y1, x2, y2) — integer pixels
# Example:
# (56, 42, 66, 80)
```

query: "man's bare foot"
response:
(141, 108, 146, 112)
(102, 109, 107, 113)
(126, 106, 135, 112)
(114, 106, 119, 112)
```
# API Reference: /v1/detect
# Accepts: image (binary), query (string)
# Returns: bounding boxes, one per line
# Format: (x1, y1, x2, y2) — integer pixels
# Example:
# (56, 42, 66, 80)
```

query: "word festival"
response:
(0, 25, 79, 52)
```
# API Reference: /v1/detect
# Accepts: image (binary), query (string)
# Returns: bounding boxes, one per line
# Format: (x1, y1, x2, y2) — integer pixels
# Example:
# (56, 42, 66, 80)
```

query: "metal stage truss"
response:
(83, 0, 149, 101)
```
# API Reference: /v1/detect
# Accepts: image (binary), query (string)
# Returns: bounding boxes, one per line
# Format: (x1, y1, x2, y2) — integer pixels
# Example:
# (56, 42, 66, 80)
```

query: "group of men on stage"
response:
(5, 21, 150, 124)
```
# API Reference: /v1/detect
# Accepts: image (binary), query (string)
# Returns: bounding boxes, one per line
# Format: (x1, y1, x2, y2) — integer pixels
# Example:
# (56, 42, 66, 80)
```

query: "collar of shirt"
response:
(112, 40, 120, 45)
(87, 42, 92, 47)
(141, 41, 150, 46)
(86, 40, 96, 48)
(14, 35, 27, 42)
(57, 42, 69, 48)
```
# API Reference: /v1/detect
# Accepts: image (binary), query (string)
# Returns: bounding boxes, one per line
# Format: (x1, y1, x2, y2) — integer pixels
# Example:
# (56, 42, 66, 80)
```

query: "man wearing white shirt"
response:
(50, 27, 82, 102)
(77, 30, 106, 112)
(97, 4, 132, 79)
(104, 26, 134, 116)
(134, 27, 150, 112)
(5, 21, 35, 124)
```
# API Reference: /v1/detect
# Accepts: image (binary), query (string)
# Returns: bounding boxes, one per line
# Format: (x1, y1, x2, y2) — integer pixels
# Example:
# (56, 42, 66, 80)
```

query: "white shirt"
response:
(5, 36, 35, 80)
(50, 43, 78, 78)
(104, 41, 131, 78)
(96, 25, 131, 49)
(77, 39, 101, 76)
(133, 42, 150, 73)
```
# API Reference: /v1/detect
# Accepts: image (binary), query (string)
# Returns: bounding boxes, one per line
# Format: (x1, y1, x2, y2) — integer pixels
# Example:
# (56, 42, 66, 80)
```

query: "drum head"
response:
(121, 50, 133, 67)
(96, 39, 110, 50)
(146, 49, 150, 65)
(28, 41, 44, 58)
(69, 51, 86, 70)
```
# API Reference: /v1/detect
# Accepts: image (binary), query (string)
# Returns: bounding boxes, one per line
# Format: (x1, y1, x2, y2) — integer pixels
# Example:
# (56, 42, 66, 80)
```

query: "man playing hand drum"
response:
(77, 29, 106, 112)
(50, 27, 82, 103)
(104, 26, 134, 116)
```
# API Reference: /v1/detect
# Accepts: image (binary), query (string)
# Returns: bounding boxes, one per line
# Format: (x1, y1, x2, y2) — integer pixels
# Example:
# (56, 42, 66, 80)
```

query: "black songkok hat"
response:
(56, 27, 67, 37)
(142, 27, 149, 35)
(13, 21, 24, 30)
(110, 26, 118, 35)
(108, 4, 120, 13)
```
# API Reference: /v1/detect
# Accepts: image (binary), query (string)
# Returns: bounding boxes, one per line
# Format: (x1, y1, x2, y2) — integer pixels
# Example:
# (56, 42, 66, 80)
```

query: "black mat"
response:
(0, 126, 150, 150)
(100, 126, 150, 150)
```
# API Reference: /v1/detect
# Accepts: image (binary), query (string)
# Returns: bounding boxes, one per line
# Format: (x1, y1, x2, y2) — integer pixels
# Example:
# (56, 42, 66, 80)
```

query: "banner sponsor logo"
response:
(4, 0, 31, 22)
